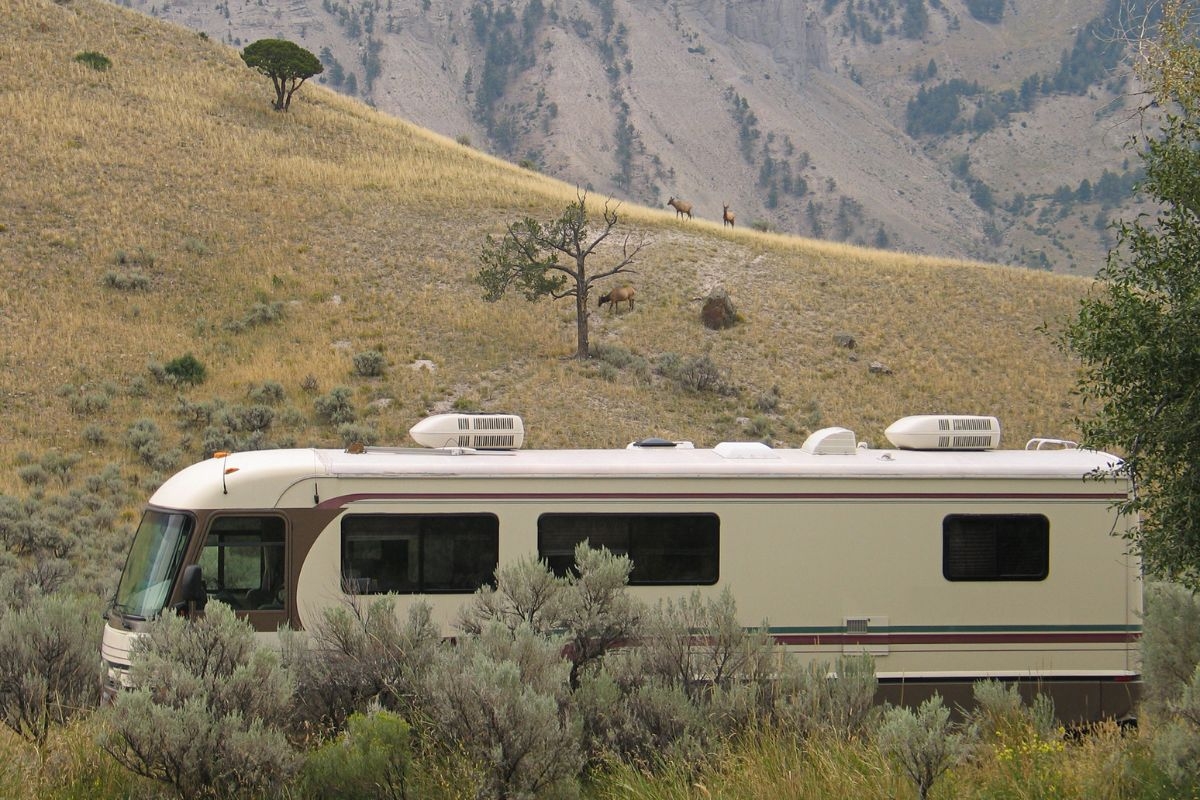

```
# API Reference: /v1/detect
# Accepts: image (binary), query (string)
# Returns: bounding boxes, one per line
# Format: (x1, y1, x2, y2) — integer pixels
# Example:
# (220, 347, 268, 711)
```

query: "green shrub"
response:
(125, 418, 180, 471)
(755, 384, 781, 413)
(970, 679, 1058, 743)
(60, 382, 114, 417)
(127, 375, 150, 397)
(591, 343, 652, 382)
(102, 270, 150, 291)
(200, 425, 238, 458)
(82, 424, 107, 445)
(113, 246, 155, 266)
(657, 353, 732, 394)
(174, 395, 223, 430)
(73, 50, 111, 70)
(284, 598, 441, 732)
(248, 380, 286, 405)
(16, 464, 48, 488)
(422, 622, 582, 800)
(352, 350, 386, 377)
(1144, 584, 1200, 796)
(1153, 716, 1200, 794)
(337, 422, 378, 447)
(100, 601, 298, 799)
(314, 386, 357, 425)
(164, 353, 207, 385)
(877, 695, 968, 800)
(637, 588, 774, 702)
(1142, 581, 1200, 718)
(224, 300, 285, 332)
(226, 403, 274, 432)
(0, 592, 103, 746)
(745, 414, 772, 440)
(300, 710, 413, 800)
(181, 236, 209, 255)
(787, 656, 878, 738)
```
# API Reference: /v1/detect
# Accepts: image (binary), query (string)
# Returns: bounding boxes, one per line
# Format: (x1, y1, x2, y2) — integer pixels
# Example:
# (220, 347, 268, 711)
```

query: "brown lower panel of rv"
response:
(876, 676, 1141, 725)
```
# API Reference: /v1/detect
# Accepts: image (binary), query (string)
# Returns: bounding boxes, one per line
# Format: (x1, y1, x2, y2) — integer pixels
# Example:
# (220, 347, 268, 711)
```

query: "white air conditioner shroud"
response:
(884, 415, 1000, 450)
(409, 413, 525, 450)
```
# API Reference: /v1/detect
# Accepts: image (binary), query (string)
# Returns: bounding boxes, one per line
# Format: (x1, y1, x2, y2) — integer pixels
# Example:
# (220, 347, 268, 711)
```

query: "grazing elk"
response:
(723, 204, 735, 228)
(598, 285, 636, 312)
(667, 196, 693, 220)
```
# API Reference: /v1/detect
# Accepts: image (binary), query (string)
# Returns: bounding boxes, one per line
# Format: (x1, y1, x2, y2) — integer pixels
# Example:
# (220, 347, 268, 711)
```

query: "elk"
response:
(723, 204, 735, 228)
(598, 285, 636, 312)
(667, 196, 693, 220)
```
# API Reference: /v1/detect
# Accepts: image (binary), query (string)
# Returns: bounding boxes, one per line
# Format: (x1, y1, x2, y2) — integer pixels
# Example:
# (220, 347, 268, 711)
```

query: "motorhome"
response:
(102, 413, 1141, 721)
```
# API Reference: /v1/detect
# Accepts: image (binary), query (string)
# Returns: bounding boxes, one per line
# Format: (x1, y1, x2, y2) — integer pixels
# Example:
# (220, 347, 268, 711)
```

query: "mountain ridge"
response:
(134, 0, 1150, 269)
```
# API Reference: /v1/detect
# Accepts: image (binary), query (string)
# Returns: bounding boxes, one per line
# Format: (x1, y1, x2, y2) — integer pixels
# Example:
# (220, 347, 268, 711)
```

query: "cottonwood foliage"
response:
(1059, 0, 1200, 589)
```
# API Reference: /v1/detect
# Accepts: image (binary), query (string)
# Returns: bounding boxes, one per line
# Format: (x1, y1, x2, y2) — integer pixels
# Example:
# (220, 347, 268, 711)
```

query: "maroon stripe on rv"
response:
(772, 632, 1139, 646)
(316, 491, 1127, 509)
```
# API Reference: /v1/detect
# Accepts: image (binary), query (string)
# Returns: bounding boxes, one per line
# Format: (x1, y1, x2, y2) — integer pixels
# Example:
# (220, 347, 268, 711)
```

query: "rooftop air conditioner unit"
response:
(884, 415, 1000, 450)
(409, 413, 525, 450)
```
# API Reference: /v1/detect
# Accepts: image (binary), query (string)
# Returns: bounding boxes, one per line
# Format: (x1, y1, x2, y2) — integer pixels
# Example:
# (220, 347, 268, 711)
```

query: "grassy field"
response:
(0, 712, 1181, 800)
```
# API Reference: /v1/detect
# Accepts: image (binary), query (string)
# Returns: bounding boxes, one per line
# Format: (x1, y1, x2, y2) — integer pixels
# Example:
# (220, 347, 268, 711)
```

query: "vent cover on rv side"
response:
(884, 415, 1000, 450)
(408, 413, 525, 450)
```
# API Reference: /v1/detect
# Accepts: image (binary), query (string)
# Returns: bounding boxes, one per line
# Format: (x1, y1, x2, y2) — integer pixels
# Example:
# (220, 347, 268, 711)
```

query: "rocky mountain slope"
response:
(124, 0, 1150, 270)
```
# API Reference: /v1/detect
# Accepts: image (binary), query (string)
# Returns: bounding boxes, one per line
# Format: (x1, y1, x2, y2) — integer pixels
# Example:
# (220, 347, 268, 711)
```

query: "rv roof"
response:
(148, 441, 1125, 511)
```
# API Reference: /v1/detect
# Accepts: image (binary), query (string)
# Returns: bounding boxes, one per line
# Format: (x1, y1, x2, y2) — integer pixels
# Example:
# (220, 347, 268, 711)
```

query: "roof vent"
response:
(409, 413, 525, 450)
(885, 415, 1000, 450)
(800, 427, 857, 455)
(714, 441, 778, 459)
(628, 437, 695, 449)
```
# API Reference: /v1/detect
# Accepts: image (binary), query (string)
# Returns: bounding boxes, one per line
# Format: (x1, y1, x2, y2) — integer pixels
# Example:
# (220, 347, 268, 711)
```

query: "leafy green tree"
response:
(476, 190, 645, 359)
(1059, 0, 1200, 588)
(241, 39, 324, 111)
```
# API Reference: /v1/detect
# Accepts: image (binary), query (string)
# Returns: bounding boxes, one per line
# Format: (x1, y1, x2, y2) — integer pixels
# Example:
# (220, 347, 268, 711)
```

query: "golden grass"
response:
(0, 0, 1101, 496)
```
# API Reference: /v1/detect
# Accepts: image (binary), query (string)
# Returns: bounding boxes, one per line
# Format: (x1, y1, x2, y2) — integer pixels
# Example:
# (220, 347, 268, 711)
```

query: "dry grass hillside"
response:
(1, 0, 1101, 503)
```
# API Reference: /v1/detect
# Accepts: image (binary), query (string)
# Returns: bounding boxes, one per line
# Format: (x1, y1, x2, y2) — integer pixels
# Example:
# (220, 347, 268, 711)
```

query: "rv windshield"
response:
(112, 510, 194, 620)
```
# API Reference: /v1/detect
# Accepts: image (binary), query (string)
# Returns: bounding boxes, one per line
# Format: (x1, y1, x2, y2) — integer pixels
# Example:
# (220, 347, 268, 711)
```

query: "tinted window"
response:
(199, 516, 286, 610)
(943, 514, 1049, 581)
(342, 514, 499, 594)
(538, 513, 719, 585)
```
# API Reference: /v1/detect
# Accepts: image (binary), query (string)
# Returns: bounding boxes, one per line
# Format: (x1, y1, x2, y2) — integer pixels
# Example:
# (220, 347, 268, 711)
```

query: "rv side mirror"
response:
(176, 564, 207, 616)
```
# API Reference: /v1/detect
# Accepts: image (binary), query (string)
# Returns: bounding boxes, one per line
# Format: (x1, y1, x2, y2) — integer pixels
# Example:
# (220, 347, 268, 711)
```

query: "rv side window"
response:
(537, 513, 719, 585)
(341, 514, 499, 595)
(943, 514, 1049, 581)
(199, 516, 287, 610)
